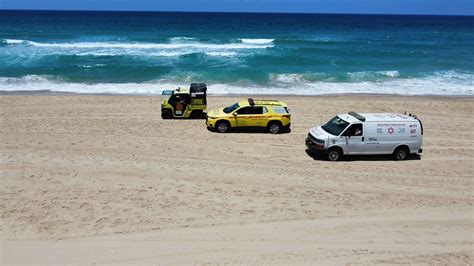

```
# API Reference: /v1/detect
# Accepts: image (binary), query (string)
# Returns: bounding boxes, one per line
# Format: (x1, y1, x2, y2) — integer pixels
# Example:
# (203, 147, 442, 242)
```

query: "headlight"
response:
(207, 116, 217, 120)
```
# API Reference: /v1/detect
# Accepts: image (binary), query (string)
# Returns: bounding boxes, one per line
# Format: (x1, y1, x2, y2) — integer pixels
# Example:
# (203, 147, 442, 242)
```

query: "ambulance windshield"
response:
(322, 116, 350, 136)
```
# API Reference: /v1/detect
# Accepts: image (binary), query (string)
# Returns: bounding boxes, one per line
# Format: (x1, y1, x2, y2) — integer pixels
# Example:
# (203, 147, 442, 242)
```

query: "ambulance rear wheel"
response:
(327, 148, 342, 161)
(216, 121, 230, 133)
(393, 146, 409, 160)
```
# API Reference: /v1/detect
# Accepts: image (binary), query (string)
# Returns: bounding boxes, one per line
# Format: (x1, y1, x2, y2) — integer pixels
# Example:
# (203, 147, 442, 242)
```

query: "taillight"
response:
(282, 115, 290, 118)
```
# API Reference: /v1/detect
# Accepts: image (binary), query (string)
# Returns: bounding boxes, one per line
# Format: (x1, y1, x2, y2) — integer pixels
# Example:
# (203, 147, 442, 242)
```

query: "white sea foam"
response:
(270, 71, 400, 84)
(380, 70, 400, 77)
(76, 50, 238, 58)
(212, 72, 473, 95)
(205, 52, 238, 57)
(3, 39, 25, 44)
(17, 40, 273, 50)
(348, 70, 400, 81)
(75, 52, 121, 57)
(1, 39, 272, 60)
(240, 38, 274, 44)
(79, 64, 107, 68)
(0, 75, 65, 84)
(0, 71, 472, 96)
(169, 37, 197, 43)
(270, 73, 313, 84)
(149, 51, 196, 57)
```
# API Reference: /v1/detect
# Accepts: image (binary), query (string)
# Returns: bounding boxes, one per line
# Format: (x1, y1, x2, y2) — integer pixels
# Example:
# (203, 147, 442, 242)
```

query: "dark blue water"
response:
(0, 10, 473, 95)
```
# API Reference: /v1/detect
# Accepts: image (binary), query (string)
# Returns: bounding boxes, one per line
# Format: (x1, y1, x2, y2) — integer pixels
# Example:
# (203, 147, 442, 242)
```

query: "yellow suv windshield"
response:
(223, 103, 240, 113)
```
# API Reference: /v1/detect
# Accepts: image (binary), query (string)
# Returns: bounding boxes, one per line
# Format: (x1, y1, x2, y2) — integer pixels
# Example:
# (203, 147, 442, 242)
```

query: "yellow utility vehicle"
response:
(161, 83, 207, 119)
(206, 98, 291, 133)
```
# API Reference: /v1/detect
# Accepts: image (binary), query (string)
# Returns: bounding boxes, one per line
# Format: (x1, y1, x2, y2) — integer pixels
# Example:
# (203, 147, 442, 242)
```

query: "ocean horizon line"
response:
(1, 9, 473, 17)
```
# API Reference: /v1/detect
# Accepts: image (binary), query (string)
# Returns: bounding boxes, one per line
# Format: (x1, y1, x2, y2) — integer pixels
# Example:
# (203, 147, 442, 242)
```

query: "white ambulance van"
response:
(306, 112, 423, 161)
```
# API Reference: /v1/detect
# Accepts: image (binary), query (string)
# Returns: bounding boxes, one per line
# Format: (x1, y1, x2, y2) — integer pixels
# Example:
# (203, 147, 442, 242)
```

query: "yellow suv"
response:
(206, 98, 291, 133)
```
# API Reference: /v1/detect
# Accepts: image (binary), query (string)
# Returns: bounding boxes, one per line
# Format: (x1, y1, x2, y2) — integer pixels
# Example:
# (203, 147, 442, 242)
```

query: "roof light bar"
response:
(349, 111, 366, 122)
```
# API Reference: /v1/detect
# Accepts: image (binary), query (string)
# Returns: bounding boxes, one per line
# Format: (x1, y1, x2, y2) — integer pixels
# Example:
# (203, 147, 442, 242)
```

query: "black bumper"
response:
(305, 137, 326, 154)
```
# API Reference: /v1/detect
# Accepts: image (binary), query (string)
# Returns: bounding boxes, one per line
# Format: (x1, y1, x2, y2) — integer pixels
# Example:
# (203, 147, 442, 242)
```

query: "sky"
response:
(1, 0, 473, 15)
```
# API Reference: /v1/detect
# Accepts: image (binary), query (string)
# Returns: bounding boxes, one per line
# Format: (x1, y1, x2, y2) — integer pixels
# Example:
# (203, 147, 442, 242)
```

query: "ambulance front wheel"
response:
(327, 147, 342, 161)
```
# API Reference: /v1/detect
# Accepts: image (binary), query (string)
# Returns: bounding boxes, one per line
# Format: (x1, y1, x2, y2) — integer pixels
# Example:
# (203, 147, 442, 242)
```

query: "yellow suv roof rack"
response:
(248, 98, 283, 106)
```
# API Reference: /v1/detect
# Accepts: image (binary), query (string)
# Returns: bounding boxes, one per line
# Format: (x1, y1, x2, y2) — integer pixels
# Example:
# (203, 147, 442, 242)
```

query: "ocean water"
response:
(0, 10, 473, 95)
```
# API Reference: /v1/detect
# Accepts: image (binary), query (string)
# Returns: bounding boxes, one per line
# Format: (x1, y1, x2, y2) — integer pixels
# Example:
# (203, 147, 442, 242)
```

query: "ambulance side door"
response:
(340, 123, 364, 154)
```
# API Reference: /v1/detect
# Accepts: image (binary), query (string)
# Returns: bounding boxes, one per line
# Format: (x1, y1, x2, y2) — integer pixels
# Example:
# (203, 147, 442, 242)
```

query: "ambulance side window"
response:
(342, 124, 363, 136)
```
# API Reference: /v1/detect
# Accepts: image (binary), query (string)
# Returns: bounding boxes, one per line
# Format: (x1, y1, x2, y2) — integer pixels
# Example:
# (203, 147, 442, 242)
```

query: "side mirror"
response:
(233, 113, 237, 116)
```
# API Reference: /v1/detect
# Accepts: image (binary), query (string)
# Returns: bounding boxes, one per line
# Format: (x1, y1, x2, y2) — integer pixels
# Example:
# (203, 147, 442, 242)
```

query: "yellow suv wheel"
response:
(267, 121, 282, 134)
(216, 121, 230, 133)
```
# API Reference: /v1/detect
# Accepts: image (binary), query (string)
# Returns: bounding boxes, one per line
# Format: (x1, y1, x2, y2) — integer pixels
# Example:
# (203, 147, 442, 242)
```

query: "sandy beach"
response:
(1, 94, 473, 264)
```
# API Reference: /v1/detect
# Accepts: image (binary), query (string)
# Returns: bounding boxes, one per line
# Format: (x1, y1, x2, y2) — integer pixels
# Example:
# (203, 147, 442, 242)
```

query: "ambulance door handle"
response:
(362, 137, 365, 142)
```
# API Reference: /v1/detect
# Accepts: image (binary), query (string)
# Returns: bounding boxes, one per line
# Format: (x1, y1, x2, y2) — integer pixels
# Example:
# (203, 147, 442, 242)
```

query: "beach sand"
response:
(1, 95, 473, 264)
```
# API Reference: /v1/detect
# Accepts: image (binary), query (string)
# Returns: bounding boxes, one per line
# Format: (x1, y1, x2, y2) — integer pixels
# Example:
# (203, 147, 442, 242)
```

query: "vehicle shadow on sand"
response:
(305, 149, 421, 161)
(207, 127, 291, 134)
(162, 114, 207, 120)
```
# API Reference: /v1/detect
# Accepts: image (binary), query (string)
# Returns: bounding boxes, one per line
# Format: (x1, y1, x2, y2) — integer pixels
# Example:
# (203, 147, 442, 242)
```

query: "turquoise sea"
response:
(0, 10, 473, 95)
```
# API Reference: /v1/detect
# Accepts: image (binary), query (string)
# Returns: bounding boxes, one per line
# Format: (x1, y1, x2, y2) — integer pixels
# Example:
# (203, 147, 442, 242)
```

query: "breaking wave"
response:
(168, 37, 197, 43)
(0, 71, 472, 96)
(3, 39, 25, 44)
(240, 38, 275, 44)
(2, 39, 273, 50)
(1, 38, 271, 60)
(270, 71, 401, 83)
(205, 51, 238, 57)
(348, 70, 400, 81)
